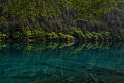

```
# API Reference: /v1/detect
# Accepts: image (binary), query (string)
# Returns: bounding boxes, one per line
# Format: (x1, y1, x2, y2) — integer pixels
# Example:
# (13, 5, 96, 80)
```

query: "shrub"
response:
(65, 35, 74, 41)
(58, 32, 74, 41)
(98, 33, 104, 41)
(91, 32, 99, 41)
(0, 32, 6, 40)
(58, 32, 66, 39)
(12, 31, 24, 39)
(73, 27, 85, 40)
(46, 32, 58, 40)
(85, 31, 93, 39)
(30, 30, 45, 39)
(100, 31, 110, 40)
(26, 31, 32, 38)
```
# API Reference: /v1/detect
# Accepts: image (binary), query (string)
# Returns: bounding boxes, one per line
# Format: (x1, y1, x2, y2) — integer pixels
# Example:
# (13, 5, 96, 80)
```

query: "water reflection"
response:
(0, 42, 124, 83)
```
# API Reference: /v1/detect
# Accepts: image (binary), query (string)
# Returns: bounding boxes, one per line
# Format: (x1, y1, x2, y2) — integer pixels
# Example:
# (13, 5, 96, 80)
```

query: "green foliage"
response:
(0, 1, 124, 42)
(58, 32, 66, 39)
(84, 31, 111, 41)
(31, 30, 45, 39)
(0, 32, 6, 40)
(100, 31, 110, 40)
(26, 31, 32, 38)
(73, 27, 85, 40)
(3, 0, 37, 20)
(85, 31, 93, 39)
(121, 29, 124, 39)
(91, 32, 99, 41)
(58, 32, 74, 41)
(65, 34, 74, 41)
(1, 0, 123, 20)
(46, 32, 58, 40)
(68, 0, 124, 20)
(12, 29, 46, 40)
(98, 33, 104, 41)
(12, 31, 24, 39)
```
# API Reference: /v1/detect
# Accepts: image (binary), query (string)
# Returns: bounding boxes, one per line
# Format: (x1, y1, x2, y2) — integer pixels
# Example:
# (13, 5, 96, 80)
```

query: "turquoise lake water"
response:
(0, 42, 124, 83)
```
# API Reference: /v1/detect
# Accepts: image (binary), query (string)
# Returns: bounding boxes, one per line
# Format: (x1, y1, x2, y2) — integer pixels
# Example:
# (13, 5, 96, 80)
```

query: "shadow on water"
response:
(0, 42, 124, 83)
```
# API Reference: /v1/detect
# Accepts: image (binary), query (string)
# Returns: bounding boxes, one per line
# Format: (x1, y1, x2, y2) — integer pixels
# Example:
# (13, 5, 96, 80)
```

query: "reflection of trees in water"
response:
(0, 42, 124, 70)
(0, 42, 124, 56)
(0, 42, 124, 83)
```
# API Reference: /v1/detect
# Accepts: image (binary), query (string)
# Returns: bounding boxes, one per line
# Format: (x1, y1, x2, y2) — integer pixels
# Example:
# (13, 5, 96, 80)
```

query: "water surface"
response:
(0, 42, 124, 83)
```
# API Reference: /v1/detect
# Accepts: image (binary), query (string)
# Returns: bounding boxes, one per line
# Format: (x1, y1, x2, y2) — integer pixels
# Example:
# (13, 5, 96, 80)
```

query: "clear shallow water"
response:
(0, 42, 124, 83)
